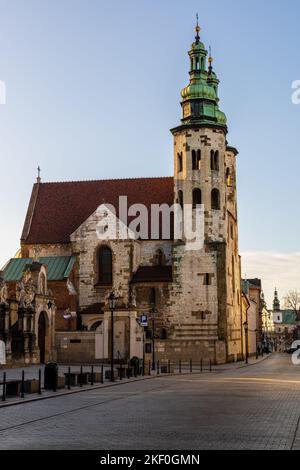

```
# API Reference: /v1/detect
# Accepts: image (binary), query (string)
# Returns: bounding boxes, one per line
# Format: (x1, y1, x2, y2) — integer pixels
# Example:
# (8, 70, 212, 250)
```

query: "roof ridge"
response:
(38, 176, 173, 185)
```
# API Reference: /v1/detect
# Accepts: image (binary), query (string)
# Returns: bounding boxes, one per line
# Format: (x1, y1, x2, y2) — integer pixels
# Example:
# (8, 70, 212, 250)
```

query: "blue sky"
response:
(0, 0, 299, 305)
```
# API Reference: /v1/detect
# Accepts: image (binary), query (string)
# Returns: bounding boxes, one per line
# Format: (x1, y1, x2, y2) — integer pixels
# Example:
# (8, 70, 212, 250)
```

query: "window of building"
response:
(226, 167, 231, 186)
(211, 150, 219, 171)
(203, 274, 212, 286)
(211, 189, 220, 210)
(192, 188, 202, 209)
(98, 246, 113, 285)
(177, 190, 183, 209)
(178, 153, 183, 173)
(161, 328, 168, 340)
(149, 287, 156, 306)
(192, 150, 201, 170)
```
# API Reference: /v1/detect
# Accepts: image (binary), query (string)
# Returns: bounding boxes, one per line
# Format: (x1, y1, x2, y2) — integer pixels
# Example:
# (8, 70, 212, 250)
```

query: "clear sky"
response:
(0, 0, 299, 306)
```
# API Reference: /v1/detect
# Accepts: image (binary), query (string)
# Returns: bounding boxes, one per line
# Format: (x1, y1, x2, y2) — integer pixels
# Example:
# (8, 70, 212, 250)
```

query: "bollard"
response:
(101, 364, 104, 384)
(53, 366, 57, 393)
(200, 359, 203, 373)
(168, 360, 171, 374)
(127, 361, 130, 379)
(38, 369, 42, 395)
(142, 358, 145, 377)
(190, 359, 193, 374)
(91, 365, 94, 386)
(157, 360, 160, 375)
(148, 360, 151, 376)
(21, 370, 25, 398)
(68, 367, 71, 390)
(79, 366, 83, 387)
(2, 372, 6, 402)
(119, 362, 122, 381)
(179, 360, 182, 374)
(209, 360, 212, 373)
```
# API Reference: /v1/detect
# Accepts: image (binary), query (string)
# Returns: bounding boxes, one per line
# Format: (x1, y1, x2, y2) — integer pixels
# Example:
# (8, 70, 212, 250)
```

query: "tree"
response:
(283, 290, 300, 315)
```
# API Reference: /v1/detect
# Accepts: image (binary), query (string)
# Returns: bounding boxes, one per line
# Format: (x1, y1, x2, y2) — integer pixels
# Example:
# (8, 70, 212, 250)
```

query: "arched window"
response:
(39, 272, 47, 295)
(193, 188, 202, 209)
(178, 190, 183, 209)
(211, 189, 220, 210)
(211, 150, 219, 171)
(196, 57, 200, 70)
(178, 153, 183, 173)
(98, 246, 113, 285)
(90, 321, 103, 331)
(226, 167, 231, 186)
(192, 150, 201, 170)
(149, 287, 156, 306)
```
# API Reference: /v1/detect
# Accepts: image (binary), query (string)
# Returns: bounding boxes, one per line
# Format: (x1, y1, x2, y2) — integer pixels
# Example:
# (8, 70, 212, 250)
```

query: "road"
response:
(1, 354, 300, 450)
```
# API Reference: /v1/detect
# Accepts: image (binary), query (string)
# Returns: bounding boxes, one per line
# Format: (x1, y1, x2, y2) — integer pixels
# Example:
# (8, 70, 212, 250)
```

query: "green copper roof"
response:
(176, 24, 227, 130)
(3, 256, 76, 282)
(281, 310, 297, 325)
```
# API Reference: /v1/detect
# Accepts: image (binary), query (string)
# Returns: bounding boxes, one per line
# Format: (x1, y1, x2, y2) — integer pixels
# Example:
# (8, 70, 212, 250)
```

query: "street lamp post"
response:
(255, 329, 258, 359)
(152, 308, 157, 371)
(243, 321, 249, 364)
(108, 291, 118, 382)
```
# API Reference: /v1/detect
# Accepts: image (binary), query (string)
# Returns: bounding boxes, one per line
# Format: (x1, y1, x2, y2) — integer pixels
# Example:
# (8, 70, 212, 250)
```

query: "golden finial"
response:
(208, 46, 213, 63)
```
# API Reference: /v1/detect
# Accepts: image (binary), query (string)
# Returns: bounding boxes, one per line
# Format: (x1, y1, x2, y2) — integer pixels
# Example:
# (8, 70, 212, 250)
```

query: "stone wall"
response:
(55, 332, 96, 364)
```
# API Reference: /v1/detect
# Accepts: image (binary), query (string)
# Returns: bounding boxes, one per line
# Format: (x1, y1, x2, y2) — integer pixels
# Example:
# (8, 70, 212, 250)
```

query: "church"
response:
(1, 22, 243, 365)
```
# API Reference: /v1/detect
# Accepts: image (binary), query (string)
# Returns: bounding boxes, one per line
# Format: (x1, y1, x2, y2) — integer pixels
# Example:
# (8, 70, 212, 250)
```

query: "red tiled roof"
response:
(21, 177, 174, 244)
(131, 266, 173, 283)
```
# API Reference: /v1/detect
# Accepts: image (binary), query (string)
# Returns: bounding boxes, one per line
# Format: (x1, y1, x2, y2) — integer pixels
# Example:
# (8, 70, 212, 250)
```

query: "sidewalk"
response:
(0, 354, 272, 409)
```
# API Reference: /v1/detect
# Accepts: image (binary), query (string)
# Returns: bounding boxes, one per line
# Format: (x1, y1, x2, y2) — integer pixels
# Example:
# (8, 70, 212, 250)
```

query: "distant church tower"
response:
(273, 288, 281, 312)
(167, 20, 242, 364)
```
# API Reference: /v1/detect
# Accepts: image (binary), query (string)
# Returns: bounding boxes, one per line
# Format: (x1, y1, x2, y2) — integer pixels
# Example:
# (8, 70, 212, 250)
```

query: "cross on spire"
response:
(37, 166, 41, 183)
(195, 13, 201, 43)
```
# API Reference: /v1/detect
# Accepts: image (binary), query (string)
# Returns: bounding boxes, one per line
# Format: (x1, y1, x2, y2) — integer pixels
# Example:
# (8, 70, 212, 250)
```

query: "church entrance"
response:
(38, 312, 47, 364)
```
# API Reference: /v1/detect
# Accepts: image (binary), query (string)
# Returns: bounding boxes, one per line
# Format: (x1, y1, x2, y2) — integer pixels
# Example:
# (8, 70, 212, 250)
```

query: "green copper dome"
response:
(216, 109, 227, 125)
(181, 82, 217, 102)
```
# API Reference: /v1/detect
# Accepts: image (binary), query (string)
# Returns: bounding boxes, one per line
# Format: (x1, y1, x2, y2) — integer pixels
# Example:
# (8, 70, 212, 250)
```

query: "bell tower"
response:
(168, 20, 242, 364)
(171, 20, 229, 245)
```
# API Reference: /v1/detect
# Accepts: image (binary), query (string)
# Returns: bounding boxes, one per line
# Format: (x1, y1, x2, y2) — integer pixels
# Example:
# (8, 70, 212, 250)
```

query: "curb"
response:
(0, 369, 216, 409)
(0, 355, 273, 409)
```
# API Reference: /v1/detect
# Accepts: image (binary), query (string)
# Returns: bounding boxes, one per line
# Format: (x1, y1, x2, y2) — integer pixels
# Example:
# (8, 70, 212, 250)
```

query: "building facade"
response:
(271, 289, 297, 351)
(2, 23, 243, 365)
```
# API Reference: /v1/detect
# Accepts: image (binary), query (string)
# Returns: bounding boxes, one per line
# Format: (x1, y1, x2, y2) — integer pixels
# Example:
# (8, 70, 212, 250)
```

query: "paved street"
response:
(1, 354, 300, 450)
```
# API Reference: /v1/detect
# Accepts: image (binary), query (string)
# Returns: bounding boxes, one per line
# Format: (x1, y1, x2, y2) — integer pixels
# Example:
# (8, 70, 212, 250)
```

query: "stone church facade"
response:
(2, 23, 243, 365)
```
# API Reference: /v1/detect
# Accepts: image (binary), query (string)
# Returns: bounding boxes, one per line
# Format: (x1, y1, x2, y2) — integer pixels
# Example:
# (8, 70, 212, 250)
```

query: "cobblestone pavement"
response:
(0, 354, 300, 450)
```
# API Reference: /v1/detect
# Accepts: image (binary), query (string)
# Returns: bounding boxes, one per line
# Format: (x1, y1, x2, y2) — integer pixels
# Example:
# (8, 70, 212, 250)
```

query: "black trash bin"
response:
(44, 362, 58, 391)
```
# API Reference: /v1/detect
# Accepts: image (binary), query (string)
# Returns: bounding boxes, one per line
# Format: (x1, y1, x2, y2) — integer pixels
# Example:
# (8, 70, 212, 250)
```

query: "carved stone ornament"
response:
(0, 277, 9, 306)
(16, 277, 36, 308)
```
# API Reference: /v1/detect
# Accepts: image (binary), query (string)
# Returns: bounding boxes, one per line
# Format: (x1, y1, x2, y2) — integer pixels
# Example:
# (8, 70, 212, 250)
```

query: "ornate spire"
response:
(195, 14, 201, 44)
(273, 288, 281, 312)
(175, 22, 227, 130)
